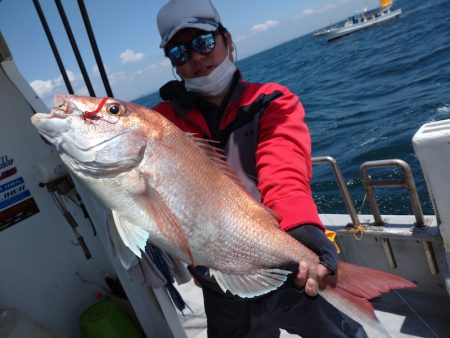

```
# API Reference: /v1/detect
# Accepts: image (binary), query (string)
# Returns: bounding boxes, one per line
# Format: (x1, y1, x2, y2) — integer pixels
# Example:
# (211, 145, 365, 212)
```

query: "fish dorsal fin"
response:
(185, 133, 247, 190)
(112, 210, 149, 258)
(185, 133, 281, 227)
(138, 181, 195, 265)
(209, 268, 292, 298)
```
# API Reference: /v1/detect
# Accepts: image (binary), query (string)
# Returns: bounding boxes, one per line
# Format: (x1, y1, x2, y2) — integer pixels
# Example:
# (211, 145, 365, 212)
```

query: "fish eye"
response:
(105, 101, 126, 116)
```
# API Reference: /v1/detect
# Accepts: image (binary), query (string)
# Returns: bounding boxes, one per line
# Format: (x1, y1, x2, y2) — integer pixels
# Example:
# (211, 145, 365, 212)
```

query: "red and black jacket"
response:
(153, 72, 323, 232)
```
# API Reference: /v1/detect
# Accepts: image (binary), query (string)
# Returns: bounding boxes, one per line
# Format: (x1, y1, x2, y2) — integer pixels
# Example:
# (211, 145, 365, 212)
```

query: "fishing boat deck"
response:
(177, 213, 450, 338)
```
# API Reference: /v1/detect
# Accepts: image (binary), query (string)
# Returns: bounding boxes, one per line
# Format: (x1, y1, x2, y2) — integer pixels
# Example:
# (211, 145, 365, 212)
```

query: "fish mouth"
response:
(49, 94, 81, 118)
(30, 94, 81, 144)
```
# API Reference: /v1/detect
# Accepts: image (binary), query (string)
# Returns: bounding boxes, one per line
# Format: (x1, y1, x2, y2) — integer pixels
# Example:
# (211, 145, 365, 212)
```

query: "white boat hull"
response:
(316, 8, 402, 41)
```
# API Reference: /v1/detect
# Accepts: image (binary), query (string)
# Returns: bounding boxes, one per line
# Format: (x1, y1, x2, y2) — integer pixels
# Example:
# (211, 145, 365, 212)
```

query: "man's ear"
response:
(225, 32, 235, 58)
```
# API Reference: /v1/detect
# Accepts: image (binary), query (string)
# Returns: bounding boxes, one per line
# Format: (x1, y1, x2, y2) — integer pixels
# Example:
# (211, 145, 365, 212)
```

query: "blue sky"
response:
(0, 0, 378, 108)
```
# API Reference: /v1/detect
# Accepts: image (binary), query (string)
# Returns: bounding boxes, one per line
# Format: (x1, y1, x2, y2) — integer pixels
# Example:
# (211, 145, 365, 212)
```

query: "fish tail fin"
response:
(319, 261, 416, 337)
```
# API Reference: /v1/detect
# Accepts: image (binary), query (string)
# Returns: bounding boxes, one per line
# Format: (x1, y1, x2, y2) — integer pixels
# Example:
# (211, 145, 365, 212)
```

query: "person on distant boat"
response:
(153, 0, 368, 337)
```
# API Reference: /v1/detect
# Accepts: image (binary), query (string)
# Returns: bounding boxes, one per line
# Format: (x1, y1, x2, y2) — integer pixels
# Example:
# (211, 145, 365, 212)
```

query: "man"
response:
(153, 0, 367, 337)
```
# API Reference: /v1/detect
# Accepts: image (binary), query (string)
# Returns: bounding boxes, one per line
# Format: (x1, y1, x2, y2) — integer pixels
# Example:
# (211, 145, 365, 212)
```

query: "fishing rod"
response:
(54, 0, 96, 97)
(77, 0, 114, 98)
(33, 0, 114, 98)
(32, 0, 74, 94)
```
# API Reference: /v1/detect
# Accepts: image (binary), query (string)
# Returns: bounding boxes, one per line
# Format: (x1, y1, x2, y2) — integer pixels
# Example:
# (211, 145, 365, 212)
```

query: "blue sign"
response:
(0, 177, 25, 193)
(0, 190, 31, 210)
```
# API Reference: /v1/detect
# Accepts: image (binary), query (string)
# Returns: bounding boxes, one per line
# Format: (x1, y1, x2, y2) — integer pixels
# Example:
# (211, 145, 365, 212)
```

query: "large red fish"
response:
(31, 95, 415, 336)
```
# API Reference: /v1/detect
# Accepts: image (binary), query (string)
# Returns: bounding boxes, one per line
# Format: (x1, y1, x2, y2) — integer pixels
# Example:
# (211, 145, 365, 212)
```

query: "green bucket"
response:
(80, 298, 142, 338)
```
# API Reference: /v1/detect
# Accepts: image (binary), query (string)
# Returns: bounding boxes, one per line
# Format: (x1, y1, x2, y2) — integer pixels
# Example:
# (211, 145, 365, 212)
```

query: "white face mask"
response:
(183, 50, 237, 96)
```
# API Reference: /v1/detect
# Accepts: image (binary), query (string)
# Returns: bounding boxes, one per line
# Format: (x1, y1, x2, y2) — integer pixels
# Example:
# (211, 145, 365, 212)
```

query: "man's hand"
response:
(287, 224, 339, 296)
(294, 261, 333, 296)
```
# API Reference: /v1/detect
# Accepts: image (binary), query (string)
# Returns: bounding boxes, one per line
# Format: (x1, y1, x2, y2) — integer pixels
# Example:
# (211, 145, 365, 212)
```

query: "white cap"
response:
(157, 0, 222, 48)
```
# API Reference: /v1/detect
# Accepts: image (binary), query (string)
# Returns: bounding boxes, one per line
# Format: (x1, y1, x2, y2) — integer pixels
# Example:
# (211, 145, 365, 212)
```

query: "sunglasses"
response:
(165, 32, 217, 66)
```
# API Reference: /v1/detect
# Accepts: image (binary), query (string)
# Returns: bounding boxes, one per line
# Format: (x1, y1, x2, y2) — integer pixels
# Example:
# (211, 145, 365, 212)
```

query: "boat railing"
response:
(312, 157, 425, 228)
(312, 156, 361, 227)
(359, 159, 425, 226)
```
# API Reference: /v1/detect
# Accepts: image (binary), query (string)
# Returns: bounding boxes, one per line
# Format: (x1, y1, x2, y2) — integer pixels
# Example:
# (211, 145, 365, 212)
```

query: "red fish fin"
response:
(335, 261, 416, 299)
(319, 261, 416, 336)
(139, 184, 195, 265)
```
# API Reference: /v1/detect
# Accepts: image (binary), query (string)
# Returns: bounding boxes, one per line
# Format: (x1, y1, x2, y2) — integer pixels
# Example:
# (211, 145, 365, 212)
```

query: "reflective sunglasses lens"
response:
(167, 45, 189, 65)
(192, 33, 216, 54)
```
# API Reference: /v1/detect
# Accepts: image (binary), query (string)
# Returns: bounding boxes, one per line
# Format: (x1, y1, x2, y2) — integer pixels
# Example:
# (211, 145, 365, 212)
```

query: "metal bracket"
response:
(360, 159, 424, 227)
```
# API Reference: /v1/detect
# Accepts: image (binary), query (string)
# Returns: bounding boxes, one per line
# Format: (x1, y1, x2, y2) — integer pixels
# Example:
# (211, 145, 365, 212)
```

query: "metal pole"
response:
(54, 0, 96, 97)
(32, 0, 74, 94)
(312, 156, 361, 227)
(360, 159, 425, 227)
(360, 167, 384, 226)
(77, 0, 114, 98)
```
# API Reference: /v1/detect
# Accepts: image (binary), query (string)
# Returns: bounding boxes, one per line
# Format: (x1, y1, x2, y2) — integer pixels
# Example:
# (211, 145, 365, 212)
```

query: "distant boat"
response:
(314, 0, 402, 41)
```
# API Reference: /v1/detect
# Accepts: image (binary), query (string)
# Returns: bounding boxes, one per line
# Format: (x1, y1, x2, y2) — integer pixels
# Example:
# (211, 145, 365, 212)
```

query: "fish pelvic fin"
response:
(209, 268, 292, 298)
(319, 261, 416, 337)
(107, 214, 137, 269)
(112, 210, 149, 258)
(139, 183, 195, 265)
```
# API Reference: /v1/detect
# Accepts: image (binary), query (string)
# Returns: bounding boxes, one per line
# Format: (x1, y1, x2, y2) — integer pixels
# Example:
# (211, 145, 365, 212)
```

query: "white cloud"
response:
(250, 20, 279, 34)
(29, 69, 97, 108)
(75, 85, 89, 97)
(120, 49, 145, 64)
(236, 20, 280, 42)
(302, 9, 316, 16)
(92, 64, 127, 85)
(324, 4, 337, 11)
(30, 69, 83, 97)
(53, 71, 80, 88)
(133, 59, 169, 77)
(297, 3, 339, 20)
(92, 64, 101, 76)
(30, 79, 53, 97)
(108, 71, 127, 85)
(160, 58, 172, 67)
(66, 70, 77, 82)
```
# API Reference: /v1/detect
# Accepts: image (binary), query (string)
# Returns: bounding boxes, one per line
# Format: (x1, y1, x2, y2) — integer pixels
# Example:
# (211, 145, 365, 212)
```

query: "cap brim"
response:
(160, 18, 219, 48)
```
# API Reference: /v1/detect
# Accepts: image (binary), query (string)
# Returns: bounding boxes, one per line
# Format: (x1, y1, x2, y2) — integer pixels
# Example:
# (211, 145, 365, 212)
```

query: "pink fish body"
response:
(31, 95, 415, 337)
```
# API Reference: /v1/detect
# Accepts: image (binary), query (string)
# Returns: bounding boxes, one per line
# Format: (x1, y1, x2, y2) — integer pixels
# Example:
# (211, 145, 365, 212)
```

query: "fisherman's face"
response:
(167, 28, 233, 79)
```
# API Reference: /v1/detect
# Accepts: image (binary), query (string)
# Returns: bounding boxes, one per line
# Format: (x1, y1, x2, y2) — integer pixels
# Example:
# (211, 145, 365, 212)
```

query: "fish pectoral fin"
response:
(139, 184, 195, 265)
(112, 210, 149, 258)
(209, 268, 292, 298)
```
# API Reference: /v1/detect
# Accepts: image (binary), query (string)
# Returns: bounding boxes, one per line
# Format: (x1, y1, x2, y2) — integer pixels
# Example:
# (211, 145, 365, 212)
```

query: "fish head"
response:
(31, 94, 162, 176)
